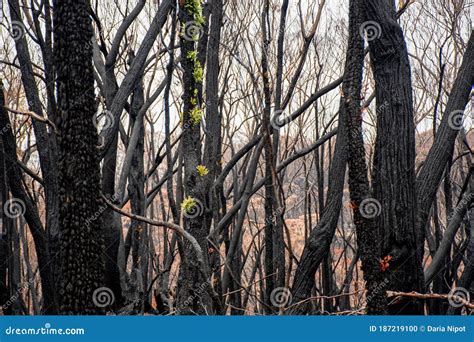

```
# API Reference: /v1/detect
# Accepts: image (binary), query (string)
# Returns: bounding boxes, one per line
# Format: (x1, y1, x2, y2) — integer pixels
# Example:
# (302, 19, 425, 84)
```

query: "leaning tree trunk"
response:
(447, 200, 473, 315)
(364, 0, 424, 314)
(288, 19, 351, 318)
(54, 0, 105, 314)
(287, 0, 383, 315)
(416, 32, 474, 255)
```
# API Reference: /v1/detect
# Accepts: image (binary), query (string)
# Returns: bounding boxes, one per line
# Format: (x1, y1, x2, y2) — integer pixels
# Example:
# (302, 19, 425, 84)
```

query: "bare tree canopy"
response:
(0, 0, 472, 316)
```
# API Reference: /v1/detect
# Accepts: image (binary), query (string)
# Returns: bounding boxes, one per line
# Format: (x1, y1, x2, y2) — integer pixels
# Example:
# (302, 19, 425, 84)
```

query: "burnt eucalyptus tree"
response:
(125, 50, 147, 311)
(288, 8, 350, 317)
(54, 0, 105, 314)
(261, 0, 276, 315)
(345, 0, 388, 315)
(7, 0, 59, 313)
(175, 0, 214, 314)
(201, 0, 224, 307)
(364, 0, 424, 314)
(0, 82, 58, 313)
(416, 32, 474, 262)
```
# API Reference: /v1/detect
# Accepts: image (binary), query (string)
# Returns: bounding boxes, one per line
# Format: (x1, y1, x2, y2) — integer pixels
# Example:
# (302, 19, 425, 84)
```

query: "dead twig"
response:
(387, 291, 474, 310)
(101, 194, 219, 304)
(4, 106, 57, 131)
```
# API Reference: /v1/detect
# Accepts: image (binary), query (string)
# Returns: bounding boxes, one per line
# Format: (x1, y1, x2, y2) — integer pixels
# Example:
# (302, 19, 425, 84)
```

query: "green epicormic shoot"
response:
(181, 196, 198, 214)
(181, 0, 204, 126)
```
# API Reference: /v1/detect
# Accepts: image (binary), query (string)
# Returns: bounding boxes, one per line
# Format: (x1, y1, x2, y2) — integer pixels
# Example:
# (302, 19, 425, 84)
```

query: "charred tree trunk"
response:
(1, 83, 58, 314)
(447, 198, 473, 315)
(127, 50, 147, 312)
(0, 131, 9, 311)
(261, 0, 277, 314)
(345, 0, 388, 315)
(54, 0, 105, 314)
(288, 116, 346, 313)
(416, 32, 474, 253)
(7, 0, 60, 312)
(101, 143, 123, 308)
(175, 0, 213, 315)
(0, 232, 7, 310)
(202, 0, 224, 312)
(288, 5, 356, 317)
(364, 0, 424, 314)
(272, 0, 289, 299)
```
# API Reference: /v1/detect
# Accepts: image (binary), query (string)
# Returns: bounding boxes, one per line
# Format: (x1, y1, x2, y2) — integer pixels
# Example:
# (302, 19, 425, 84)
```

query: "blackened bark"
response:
(54, 0, 105, 314)
(159, 11, 180, 309)
(220, 141, 264, 303)
(8, 219, 22, 314)
(344, 0, 388, 315)
(7, 0, 60, 302)
(287, 1, 374, 315)
(0, 83, 58, 314)
(0, 125, 8, 309)
(364, 0, 424, 314)
(288, 74, 348, 314)
(261, 0, 277, 314)
(202, 0, 224, 312)
(0, 233, 7, 308)
(424, 188, 473, 284)
(416, 32, 474, 253)
(98, 0, 145, 311)
(272, 0, 289, 297)
(98, 0, 173, 158)
(101, 143, 123, 308)
(175, 0, 213, 315)
(127, 50, 147, 311)
(447, 202, 473, 315)
(164, 10, 180, 224)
